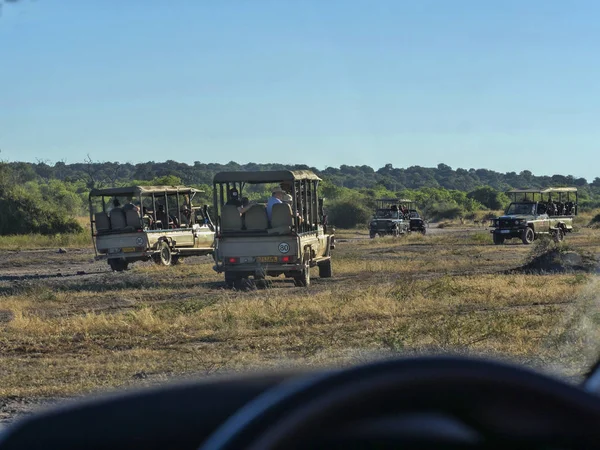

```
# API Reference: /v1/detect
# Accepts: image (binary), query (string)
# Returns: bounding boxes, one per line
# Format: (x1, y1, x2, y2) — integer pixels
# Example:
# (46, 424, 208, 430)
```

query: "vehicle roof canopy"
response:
(213, 170, 321, 184)
(89, 185, 202, 197)
(507, 187, 578, 194)
(376, 198, 413, 203)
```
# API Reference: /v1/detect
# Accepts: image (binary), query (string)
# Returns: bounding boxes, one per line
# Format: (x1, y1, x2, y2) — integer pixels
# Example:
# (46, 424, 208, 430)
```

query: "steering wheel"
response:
(200, 356, 600, 450)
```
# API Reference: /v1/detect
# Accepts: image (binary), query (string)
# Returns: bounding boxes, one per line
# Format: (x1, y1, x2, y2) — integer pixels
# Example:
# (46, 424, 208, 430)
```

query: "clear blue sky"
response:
(1, 0, 599, 180)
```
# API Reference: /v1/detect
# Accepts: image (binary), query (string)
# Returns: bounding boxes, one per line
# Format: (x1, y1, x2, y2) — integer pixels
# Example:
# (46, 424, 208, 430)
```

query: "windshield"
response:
(1, 0, 599, 424)
(376, 209, 400, 219)
(505, 203, 537, 215)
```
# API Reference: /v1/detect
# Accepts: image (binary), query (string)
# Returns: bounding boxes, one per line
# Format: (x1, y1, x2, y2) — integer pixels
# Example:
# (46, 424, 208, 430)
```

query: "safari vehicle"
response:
(369, 198, 410, 238)
(211, 170, 334, 287)
(490, 187, 577, 245)
(402, 199, 427, 234)
(89, 186, 215, 271)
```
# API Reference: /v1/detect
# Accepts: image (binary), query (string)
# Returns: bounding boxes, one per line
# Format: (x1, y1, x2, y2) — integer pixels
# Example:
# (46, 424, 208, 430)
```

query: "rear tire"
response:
(224, 271, 240, 288)
(522, 227, 535, 245)
(369, 231, 376, 239)
(554, 227, 565, 242)
(293, 263, 311, 287)
(154, 241, 172, 266)
(318, 259, 332, 278)
(493, 233, 505, 245)
(108, 259, 128, 272)
(171, 255, 181, 265)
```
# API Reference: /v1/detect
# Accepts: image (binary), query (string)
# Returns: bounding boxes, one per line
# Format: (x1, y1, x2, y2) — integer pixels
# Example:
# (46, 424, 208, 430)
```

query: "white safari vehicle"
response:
(89, 185, 215, 271)
(212, 170, 335, 287)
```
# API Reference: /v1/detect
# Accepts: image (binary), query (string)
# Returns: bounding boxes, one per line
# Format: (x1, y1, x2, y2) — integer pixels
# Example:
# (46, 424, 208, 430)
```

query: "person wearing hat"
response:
(266, 186, 285, 221)
(225, 188, 242, 207)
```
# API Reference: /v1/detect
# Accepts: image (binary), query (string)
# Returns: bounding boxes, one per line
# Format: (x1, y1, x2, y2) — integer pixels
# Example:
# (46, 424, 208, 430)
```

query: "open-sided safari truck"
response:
(369, 198, 410, 238)
(490, 187, 577, 245)
(212, 170, 334, 288)
(89, 186, 215, 271)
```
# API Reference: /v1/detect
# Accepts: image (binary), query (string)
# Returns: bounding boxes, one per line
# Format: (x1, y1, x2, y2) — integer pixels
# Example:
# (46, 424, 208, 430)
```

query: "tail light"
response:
(227, 257, 239, 264)
(280, 256, 292, 263)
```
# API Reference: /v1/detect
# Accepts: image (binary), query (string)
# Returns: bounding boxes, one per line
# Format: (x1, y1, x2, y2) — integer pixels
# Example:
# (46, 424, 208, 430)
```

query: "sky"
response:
(1, 0, 599, 180)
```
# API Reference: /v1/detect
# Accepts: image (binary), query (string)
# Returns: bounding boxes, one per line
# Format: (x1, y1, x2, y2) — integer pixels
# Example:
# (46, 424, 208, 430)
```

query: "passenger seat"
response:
(244, 204, 268, 231)
(221, 205, 242, 232)
(268, 203, 293, 234)
(109, 208, 127, 230)
(125, 210, 143, 230)
(95, 212, 111, 232)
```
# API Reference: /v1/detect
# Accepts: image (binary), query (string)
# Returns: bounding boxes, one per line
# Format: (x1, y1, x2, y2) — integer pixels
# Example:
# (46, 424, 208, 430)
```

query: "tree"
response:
(467, 186, 509, 210)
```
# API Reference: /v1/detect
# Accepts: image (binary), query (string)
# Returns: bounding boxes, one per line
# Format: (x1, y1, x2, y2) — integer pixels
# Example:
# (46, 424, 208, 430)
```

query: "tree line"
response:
(1, 160, 599, 233)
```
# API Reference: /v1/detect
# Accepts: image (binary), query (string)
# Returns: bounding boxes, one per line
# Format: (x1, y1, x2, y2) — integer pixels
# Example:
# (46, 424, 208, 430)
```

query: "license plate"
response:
(500, 230, 511, 234)
(122, 247, 136, 253)
(256, 256, 278, 263)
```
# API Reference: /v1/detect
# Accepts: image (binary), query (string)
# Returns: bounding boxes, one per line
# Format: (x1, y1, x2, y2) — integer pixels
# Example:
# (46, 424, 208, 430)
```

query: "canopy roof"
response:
(376, 198, 413, 203)
(507, 187, 578, 194)
(89, 185, 202, 197)
(213, 170, 321, 183)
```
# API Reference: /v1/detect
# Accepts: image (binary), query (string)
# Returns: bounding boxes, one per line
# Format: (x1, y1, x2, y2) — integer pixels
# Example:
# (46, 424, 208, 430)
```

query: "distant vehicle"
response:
(490, 187, 577, 245)
(211, 170, 334, 288)
(403, 200, 427, 234)
(89, 186, 215, 271)
(369, 198, 410, 238)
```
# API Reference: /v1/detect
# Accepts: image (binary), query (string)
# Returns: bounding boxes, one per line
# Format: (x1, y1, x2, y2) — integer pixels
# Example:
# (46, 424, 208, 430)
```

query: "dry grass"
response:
(0, 227, 599, 399)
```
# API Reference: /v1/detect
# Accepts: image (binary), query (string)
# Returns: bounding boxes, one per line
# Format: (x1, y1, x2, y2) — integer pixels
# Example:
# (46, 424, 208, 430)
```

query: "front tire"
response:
(369, 231, 376, 239)
(522, 227, 535, 245)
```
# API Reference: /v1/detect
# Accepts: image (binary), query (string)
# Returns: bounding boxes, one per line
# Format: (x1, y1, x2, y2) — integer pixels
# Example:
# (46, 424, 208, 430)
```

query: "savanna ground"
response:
(1, 221, 599, 424)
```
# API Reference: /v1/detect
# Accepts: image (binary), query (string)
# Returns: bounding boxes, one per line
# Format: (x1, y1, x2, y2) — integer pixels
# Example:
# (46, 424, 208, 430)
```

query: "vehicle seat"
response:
(244, 204, 268, 231)
(268, 203, 293, 235)
(95, 212, 110, 232)
(109, 208, 127, 230)
(221, 205, 242, 232)
(125, 210, 142, 229)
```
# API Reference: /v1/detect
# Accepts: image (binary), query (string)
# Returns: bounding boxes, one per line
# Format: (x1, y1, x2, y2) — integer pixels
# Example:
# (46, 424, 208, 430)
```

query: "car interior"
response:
(2, 355, 600, 450)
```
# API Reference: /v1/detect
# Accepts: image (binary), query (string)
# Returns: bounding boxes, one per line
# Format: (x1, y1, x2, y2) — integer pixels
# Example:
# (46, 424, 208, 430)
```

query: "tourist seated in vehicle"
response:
(237, 197, 252, 215)
(142, 207, 154, 228)
(123, 197, 140, 212)
(226, 188, 242, 207)
(180, 205, 192, 227)
(537, 202, 548, 215)
(266, 186, 285, 221)
(156, 204, 169, 229)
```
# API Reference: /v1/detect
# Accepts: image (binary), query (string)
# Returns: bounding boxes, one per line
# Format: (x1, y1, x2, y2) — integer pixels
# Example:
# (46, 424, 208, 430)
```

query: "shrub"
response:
(328, 200, 372, 229)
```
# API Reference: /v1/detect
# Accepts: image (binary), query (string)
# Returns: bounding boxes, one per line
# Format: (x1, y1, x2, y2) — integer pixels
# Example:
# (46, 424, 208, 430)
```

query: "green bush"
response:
(0, 164, 83, 235)
(328, 200, 372, 229)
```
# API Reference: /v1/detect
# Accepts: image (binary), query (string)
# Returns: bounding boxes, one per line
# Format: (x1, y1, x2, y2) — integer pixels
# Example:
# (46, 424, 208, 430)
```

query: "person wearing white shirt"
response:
(266, 186, 285, 221)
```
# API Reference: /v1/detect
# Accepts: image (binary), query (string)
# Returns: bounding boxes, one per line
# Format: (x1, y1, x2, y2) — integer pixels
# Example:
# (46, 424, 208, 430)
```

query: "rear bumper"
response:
(214, 262, 303, 274)
(95, 252, 150, 262)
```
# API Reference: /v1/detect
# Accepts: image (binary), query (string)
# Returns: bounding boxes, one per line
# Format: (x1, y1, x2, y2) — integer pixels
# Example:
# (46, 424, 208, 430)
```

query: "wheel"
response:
(154, 241, 172, 266)
(171, 255, 181, 265)
(293, 263, 311, 287)
(554, 228, 565, 242)
(369, 231, 376, 239)
(522, 227, 535, 245)
(224, 271, 240, 288)
(493, 233, 505, 245)
(420, 227, 427, 235)
(108, 259, 128, 272)
(318, 259, 332, 278)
